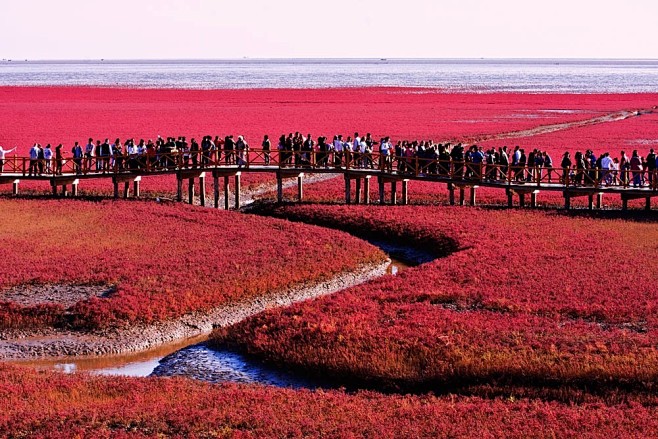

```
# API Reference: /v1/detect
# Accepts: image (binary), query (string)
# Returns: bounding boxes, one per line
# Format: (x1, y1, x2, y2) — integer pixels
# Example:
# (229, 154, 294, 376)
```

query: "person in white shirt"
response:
(0, 145, 16, 173)
(600, 152, 613, 185)
(380, 136, 393, 172)
(333, 135, 344, 167)
(84, 138, 95, 172)
(353, 132, 361, 152)
(360, 137, 373, 168)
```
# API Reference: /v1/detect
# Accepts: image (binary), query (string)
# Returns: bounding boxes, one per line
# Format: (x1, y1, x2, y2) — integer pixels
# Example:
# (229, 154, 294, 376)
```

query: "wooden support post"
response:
(213, 175, 220, 208)
(177, 177, 183, 202)
(587, 194, 594, 210)
(133, 178, 140, 198)
(188, 178, 195, 205)
(224, 176, 230, 210)
(622, 197, 628, 211)
(234, 173, 241, 209)
(297, 174, 303, 202)
(61, 184, 68, 197)
(401, 180, 408, 205)
(448, 183, 455, 206)
(363, 177, 370, 204)
(507, 190, 513, 207)
(565, 194, 571, 210)
(71, 182, 79, 197)
(12, 180, 19, 196)
(123, 182, 129, 198)
(355, 178, 361, 205)
(469, 187, 476, 206)
(519, 193, 526, 207)
(113, 180, 119, 199)
(345, 175, 352, 204)
(391, 181, 397, 206)
(379, 177, 385, 204)
(596, 193, 603, 209)
(277, 174, 283, 203)
(199, 174, 206, 207)
(530, 191, 537, 208)
(459, 187, 465, 206)
(646, 197, 652, 211)
(52, 182, 58, 196)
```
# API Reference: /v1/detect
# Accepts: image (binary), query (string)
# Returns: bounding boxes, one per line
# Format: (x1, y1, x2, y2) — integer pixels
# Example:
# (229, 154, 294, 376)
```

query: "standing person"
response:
(646, 148, 656, 187)
(292, 132, 303, 167)
(71, 142, 83, 174)
(317, 136, 329, 168)
(574, 151, 586, 186)
(600, 152, 613, 186)
(630, 150, 644, 187)
(28, 143, 40, 176)
(0, 145, 17, 173)
(94, 140, 102, 171)
(277, 134, 287, 167)
(620, 150, 630, 186)
(526, 149, 536, 182)
(208, 136, 216, 166)
(190, 138, 199, 168)
(450, 143, 464, 178)
(100, 138, 111, 172)
(511, 145, 522, 181)
(235, 135, 248, 167)
(43, 144, 53, 174)
(542, 151, 553, 182)
(84, 138, 94, 173)
(54, 143, 63, 175)
(518, 149, 527, 182)
(224, 135, 235, 165)
(212, 136, 222, 164)
(112, 138, 123, 171)
(353, 132, 361, 167)
(302, 134, 314, 167)
(262, 135, 271, 165)
(37, 143, 45, 176)
(180, 136, 190, 168)
(200, 136, 210, 168)
(332, 135, 343, 168)
(560, 152, 572, 185)
(498, 146, 509, 180)
(611, 157, 620, 185)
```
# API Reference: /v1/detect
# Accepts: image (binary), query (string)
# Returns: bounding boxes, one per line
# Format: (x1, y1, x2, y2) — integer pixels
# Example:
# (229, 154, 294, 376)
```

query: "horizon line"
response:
(3, 57, 658, 63)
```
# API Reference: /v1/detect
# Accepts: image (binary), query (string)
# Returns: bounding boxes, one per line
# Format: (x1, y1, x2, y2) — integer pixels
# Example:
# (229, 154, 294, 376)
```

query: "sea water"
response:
(1, 59, 657, 93)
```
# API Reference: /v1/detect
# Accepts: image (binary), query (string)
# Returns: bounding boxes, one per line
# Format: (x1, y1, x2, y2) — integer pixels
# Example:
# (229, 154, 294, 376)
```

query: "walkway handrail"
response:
(1, 151, 657, 191)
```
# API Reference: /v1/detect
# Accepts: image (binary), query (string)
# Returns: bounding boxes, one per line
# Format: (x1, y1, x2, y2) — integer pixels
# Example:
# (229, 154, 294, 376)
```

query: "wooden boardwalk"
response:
(1, 150, 657, 210)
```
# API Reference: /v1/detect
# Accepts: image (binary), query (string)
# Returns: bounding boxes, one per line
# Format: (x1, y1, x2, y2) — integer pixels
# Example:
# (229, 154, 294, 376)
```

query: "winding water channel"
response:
(19, 251, 425, 388)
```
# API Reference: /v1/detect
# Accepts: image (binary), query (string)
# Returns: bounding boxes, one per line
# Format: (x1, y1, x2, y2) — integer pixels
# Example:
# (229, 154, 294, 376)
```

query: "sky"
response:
(1, 0, 656, 60)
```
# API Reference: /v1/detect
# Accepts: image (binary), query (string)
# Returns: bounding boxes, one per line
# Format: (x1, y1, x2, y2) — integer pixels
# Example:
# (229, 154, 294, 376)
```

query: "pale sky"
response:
(1, 0, 656, 60)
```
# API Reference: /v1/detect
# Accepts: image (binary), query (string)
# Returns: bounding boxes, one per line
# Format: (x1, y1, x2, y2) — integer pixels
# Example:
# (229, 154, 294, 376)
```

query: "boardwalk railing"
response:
(2, 150, 657, 191)
(1, 150, 657, 210)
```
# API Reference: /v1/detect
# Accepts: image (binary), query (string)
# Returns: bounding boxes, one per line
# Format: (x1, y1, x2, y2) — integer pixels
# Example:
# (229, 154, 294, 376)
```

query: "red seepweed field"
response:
(3, 86, 658, 436)
(214, 204, 658, 394)
(1, 86, 657, 200)
(0, 199, 384, 329)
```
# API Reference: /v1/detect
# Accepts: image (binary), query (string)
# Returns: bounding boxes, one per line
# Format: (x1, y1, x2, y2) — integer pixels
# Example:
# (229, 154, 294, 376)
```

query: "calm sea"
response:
(1, 59, 657, 93)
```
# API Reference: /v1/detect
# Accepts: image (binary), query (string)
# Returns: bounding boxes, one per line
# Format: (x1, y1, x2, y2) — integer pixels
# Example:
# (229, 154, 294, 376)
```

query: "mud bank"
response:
(1, 261, 389, 361)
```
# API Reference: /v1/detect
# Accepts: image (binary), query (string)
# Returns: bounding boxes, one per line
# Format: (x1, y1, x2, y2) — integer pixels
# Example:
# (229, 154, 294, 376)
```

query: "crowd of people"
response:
(0, 133, 656, 188)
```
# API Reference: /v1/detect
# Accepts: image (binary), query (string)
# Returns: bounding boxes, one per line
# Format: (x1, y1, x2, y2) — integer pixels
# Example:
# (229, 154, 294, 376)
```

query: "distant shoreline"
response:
(2, 60, 658, 92)
(3, 58, 658, 65)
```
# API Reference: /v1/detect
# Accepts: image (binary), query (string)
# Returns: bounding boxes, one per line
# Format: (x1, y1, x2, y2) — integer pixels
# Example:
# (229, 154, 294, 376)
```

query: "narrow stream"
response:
(19, 256, 415, 384)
